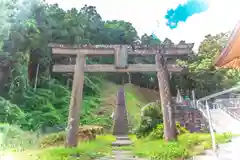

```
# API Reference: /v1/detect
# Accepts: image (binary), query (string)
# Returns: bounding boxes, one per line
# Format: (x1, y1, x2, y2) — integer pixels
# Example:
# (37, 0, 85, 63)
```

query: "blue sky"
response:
(46, 0, 240, 49)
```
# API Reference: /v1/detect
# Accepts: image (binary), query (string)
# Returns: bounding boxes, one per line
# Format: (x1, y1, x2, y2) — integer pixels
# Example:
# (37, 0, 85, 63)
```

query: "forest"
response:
(1, 0, 240, 134)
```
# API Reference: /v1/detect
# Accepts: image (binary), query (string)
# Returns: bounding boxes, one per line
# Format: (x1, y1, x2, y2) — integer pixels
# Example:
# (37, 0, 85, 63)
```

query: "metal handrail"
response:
(222, 108, 240, 120)
(196, 86, 240, 153)
(198, 86, 240, 102)
(218, 105, 240, 121)
(196, 100, 217, 152)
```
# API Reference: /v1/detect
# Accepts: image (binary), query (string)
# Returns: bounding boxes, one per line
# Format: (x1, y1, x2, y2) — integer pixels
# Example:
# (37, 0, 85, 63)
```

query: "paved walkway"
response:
(209, 109, 240, 134)
(191, 137, 240, 160)
(192, 108, 240, 160)
(96, 150, 146, 160)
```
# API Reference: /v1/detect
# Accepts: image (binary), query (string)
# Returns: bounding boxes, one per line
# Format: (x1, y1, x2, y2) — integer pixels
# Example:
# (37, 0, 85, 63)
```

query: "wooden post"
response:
(34, 63, 40, 91)
(115, 45, 128, 69)
(65, 54, 85, 147)
(155, 53, 177, 141)
(127, 72, 131, 84)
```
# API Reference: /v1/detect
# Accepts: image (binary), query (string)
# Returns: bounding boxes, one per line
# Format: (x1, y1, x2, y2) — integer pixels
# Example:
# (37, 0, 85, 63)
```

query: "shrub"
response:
(135, 103, 162, 138)
(0, 97, 27, 127)
(135, 102, 190, 139)
(141, 103, 162, 118)
(176, 122, 189, 135)
(147, 124, 164, 140)
(0, 123, 38, 150)
(147, 123, 189, 140)
(39, 125, 104, 147)
(78, 125, 103, 141)
(39, 131, 66, 148)
(132, 138, 188, 160)
(149, 142, 188, 160)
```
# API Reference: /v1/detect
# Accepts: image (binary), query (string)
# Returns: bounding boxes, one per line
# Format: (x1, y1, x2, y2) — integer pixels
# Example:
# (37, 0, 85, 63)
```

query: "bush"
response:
(147, 124, 164, 140)
(147, 123, 189, 140)
(135, 103, 162, 138)
(78, 125, 103, 141)
(132, 138, 188, 160)
(141, 103, 162, 118)
(0, 97, 27, 127)
(176, 122, 189, 135)
(135, 102, 190, 139)
(39, 131, 66, 148)
(39, 125, 104, 147)
(149, 142, 188, 160)
(0, 123, 38, 150)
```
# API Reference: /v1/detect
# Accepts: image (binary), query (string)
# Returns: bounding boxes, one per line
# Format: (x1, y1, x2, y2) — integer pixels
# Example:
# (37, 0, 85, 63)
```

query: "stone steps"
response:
(96, 150, 146, 160)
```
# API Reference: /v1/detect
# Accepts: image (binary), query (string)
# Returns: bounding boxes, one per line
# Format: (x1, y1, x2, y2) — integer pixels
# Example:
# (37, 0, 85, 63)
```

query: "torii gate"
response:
(49, 43, 194, 147)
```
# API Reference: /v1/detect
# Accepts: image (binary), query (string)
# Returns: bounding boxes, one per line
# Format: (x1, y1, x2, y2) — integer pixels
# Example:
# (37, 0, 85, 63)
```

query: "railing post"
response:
(192, 90, 196, 108)
(206, 100, 216, 152)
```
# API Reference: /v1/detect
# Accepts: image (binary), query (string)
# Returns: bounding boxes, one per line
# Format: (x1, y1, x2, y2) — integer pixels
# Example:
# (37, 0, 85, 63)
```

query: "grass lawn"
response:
(5, 132, 233, 160)
(119, 133, 233, 159)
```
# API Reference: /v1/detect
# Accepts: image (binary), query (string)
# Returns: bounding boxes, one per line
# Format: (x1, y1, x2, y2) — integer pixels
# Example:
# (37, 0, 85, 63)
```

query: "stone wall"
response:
(174, 105, 209, 133)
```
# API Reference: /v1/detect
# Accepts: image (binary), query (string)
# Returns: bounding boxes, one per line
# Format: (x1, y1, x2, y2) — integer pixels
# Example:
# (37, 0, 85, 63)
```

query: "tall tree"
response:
(176, 32, 240, 98)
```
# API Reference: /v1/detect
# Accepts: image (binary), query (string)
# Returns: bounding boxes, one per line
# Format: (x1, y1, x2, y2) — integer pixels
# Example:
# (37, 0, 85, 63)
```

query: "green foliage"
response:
(0, 97, 27, 126)
(119, 133, 232, 160)
(0, 123, 39, 150)
(19, 83, 70, 130)
(176, 122, 189, 135)
(0, 0, 144, 131)
(39, 131, 66, 148)
(39, 125, 104, 148)
(141, 33, 161, 47)
(135, 103, 162, 138)
(135, 102, 189, 140)
(147, 123, 189, 140)
(39, 135, 114, 160)
(175, 33, 240, 97)
(147, 124, 164, 140)
(149, 142, 188, 160)
(178, 132, 232, 150)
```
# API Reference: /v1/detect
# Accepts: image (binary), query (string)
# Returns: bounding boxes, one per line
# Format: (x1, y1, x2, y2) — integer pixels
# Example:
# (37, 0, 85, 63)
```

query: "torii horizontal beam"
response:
(49, 43, 193, 56)
(52, 64, 186, 72)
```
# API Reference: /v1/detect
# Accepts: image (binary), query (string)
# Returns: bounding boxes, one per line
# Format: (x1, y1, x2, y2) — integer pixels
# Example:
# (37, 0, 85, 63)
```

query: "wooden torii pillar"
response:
(49, 43, 193, 147)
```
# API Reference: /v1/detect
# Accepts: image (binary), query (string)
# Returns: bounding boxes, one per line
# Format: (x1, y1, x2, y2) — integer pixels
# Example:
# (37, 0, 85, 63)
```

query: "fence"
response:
(213, 98, 240, 121)
(196, 86, 240, 153)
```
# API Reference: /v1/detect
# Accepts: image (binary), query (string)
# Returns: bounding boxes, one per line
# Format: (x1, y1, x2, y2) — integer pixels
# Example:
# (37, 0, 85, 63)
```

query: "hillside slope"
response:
(96, 82, 160, 130)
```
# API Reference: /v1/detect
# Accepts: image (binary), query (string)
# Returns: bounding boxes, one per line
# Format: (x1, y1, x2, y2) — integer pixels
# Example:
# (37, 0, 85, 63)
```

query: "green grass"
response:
(96, 82, 149, 130)
(125, 85, 146, 128)
(8, 135, 116, 160)
(6, 133, 233, 160)
(118, 133, 233, 159)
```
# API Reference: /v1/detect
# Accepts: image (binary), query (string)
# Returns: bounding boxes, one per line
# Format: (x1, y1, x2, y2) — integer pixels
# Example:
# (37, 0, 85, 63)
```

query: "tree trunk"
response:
(155, 53, 177, 141)
(0, 67, 9, 93)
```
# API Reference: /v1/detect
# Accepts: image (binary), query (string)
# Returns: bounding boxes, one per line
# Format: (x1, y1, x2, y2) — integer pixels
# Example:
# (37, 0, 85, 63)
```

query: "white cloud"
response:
(45, 0, 239, 49)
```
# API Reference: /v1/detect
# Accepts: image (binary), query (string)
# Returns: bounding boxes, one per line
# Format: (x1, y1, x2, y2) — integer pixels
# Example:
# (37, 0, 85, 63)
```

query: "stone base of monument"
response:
(112, 135, 132, 146)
